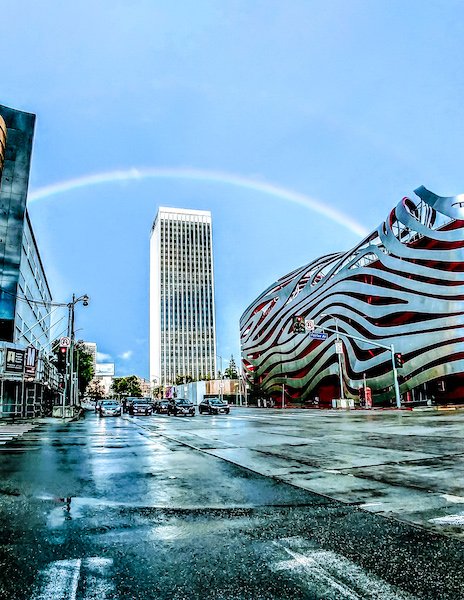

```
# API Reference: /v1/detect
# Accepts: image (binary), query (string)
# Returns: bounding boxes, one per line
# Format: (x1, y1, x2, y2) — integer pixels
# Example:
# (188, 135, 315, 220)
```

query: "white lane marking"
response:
(81, 557, 116, 598)
(269, 537, 417, 600)
(429, 513, 464, 526)
(33, 558, 81, 600)
(32, 557, 117, 600)
(442, 494, 464, 503)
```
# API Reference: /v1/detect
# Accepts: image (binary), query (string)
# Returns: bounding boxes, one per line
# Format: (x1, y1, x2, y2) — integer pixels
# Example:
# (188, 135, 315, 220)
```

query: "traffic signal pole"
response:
(390, 344, 402, 409)
(312, 322, 402, 409)
(334, 318, 345, 401)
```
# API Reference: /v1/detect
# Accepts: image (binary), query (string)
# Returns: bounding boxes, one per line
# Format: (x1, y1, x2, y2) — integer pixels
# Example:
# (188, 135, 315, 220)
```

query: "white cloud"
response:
(119, 350, 133, 360)
(97, 352, 112, 361)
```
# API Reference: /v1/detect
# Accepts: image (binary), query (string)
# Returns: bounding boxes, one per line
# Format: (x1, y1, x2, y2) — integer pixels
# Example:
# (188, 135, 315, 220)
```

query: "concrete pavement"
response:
(126, 407, 464, 540)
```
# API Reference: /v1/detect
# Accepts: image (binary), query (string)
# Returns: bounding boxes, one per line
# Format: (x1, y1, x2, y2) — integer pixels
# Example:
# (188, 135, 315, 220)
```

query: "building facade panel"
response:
(14, 211, 52, 348)
(0, 104, 36, 342)
(240, 187, 464, 407)
(150, 207, 217, 386)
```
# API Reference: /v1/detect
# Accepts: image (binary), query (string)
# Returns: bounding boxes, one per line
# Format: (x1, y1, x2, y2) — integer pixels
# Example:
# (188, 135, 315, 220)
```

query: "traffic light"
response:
(57, 347, 67, 373)
(394, 353, 403, 369)
(292, 315, 305, 333)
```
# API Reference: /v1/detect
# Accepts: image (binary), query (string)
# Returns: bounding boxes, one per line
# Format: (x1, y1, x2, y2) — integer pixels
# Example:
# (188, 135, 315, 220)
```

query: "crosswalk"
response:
(265, 537, 418, 600)
(30, 540, 419, 599)
(0, 423, 37, 445)
(31, 557, 116, 600)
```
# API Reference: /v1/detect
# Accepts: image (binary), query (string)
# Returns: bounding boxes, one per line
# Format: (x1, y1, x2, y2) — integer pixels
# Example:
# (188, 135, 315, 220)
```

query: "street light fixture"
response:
(63, 294, 89, 416)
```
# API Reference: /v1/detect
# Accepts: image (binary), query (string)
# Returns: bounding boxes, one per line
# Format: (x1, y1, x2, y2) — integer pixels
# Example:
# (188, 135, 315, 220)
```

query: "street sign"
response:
(310, 331, 328, 341)
(5, 348, 25, 373)
(335, 341, 343, 354)
(305, 319, 315, 331)
(60, 336, 71, 348)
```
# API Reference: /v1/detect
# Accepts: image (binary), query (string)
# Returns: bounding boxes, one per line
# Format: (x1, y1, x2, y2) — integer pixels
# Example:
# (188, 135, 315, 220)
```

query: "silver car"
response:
(98, 400, 122, 417)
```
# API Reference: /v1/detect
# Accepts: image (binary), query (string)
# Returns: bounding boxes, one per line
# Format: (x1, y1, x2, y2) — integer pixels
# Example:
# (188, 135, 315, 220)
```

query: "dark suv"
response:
(198, 397, 230, 415)
(167, 398, 195, 417)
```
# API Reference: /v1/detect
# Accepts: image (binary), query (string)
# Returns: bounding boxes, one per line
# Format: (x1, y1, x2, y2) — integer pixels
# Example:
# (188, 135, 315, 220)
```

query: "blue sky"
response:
(1, 0, 464, 378)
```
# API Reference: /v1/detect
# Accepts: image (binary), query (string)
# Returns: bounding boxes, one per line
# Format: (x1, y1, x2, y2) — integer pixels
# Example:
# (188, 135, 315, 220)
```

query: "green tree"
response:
(111, 375, 142, 398)
(224, 355, 238, 379)
(74, 341, 95, 398)
(152, 385, 164, 399)
(86, 379, 106, 401)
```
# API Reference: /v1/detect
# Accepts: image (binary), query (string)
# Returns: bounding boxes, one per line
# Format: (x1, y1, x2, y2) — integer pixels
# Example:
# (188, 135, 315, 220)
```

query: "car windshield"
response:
(176, 399, 191, 405)
(209, 399, 225, 405)
(102, 402, 119, 407)
(133, 400, 149, 405)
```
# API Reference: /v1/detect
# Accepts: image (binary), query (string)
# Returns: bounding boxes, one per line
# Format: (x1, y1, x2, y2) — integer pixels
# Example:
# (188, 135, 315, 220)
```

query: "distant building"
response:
(241, 187, 464, 408)
(0, 103, 60, 417)
(172, 378, 243, 406)
(94, 363, 115, 396)
(150, 207, 217, 386)
(138, 377, 152, 398)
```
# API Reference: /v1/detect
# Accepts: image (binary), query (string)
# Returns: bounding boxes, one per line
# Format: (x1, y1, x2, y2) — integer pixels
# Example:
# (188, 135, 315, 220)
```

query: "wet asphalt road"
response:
(0, 411, 463, 599)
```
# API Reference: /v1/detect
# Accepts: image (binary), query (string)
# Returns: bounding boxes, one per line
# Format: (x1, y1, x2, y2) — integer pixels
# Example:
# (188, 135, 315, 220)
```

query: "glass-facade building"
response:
(150, 207, 217, 386)
(0, 103, 60, 417)
(0, 104, 36, 341)
(16, 212, 52, 347)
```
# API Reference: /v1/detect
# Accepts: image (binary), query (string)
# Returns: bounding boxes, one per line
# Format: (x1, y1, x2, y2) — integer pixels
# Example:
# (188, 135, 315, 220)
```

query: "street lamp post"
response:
(66, 294, 89, 416)
(216, 354, 224, 402)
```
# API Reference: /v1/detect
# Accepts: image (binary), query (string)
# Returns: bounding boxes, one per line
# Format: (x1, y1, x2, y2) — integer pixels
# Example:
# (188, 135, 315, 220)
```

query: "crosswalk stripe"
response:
(31, 557, 116, 600)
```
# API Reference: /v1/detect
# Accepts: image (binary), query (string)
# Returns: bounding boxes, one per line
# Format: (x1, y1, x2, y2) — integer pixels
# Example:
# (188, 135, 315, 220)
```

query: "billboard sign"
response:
(24, 346, 38, 377)
(95, 363, 115, 376)
(5, 348, 25, 374)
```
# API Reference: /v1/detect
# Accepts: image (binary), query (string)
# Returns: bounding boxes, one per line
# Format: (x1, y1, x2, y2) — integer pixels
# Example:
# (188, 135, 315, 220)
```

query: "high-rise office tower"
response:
(150, 207, 217, 386)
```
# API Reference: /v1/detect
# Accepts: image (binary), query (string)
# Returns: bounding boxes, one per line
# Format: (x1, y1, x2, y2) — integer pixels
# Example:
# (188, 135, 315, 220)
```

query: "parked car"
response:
(129, 398, 154, 416)
(198, 397, 230, 415)
(98, 400, 122, 417)
(167, 398, 195, 417)
(154, 399, 169, 414)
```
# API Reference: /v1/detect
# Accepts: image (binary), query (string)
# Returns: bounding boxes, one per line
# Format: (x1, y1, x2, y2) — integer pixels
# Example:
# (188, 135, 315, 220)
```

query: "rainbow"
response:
(28, 167, 369, 237)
